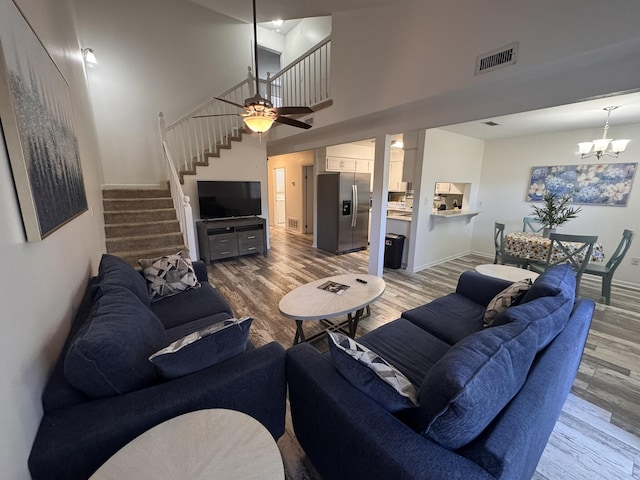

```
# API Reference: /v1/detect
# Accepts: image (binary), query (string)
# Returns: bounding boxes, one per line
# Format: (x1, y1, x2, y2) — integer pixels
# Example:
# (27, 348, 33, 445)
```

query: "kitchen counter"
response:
(387, 207, 412, 222)
(430, 209, 479, 217)
(429, 209, 480, 230)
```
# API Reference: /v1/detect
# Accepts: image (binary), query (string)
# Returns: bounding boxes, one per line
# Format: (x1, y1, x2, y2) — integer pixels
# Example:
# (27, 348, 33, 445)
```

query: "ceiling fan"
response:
(194, 0, 313, 134)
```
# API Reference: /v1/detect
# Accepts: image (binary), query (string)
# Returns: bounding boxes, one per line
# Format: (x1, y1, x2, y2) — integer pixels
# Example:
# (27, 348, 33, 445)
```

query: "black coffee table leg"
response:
(348, 307, 366, 337)
(293, 320, 306, 345)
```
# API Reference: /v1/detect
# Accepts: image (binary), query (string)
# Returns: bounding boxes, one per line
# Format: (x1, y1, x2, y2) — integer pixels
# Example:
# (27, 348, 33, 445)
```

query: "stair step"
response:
(104, 208, 178, 224)
(105, 220, 180, 238)
(106, 232, 185, 253)
(102, 188, 170, 199)
(109, 245, 188, 266)
(104, 197, 174, 211)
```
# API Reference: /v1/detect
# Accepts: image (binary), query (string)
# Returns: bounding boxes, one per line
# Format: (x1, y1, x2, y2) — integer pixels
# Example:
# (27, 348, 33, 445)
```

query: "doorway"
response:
(302, 165, 314, 234)
(274, 167, 286, 226)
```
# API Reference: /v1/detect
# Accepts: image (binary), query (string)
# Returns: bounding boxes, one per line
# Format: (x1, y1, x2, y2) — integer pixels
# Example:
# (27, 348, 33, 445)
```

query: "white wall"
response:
(75, 0, 254, 185)
(471, 123, 640, 287)
(329, 0, 640, 124)
(282, 17, 331, 66)
(267, 0, 640, 154)
(0, 0, 104, 477)
(409, 129, 485, 271)
(181, 135, 270, 257)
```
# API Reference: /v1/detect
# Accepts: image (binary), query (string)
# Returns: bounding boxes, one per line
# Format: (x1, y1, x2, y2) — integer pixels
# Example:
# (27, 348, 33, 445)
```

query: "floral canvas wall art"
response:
(527, 162, 637, 206)
(0, 0, 87, 241)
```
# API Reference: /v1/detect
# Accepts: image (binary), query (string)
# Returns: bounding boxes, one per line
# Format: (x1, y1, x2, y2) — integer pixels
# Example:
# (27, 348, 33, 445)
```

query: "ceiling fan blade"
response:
(215, 97, 246, 110)
(276, 106, 313, 115)
(275, 116, 312, 129)
(193, 113, 240, 118)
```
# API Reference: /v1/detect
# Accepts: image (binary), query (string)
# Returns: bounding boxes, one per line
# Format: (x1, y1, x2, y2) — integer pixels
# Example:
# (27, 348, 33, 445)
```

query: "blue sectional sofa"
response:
(286, 264, 595, 480)
(29, 254, 286, 480)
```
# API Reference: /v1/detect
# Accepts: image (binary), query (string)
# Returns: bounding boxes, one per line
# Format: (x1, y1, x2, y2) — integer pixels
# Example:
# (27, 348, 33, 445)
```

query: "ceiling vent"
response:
(475, 42, 519, 75)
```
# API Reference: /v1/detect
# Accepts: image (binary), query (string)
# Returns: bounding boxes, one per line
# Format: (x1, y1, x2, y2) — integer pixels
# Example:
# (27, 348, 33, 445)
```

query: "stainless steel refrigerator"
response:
(317, 172, 370, 254)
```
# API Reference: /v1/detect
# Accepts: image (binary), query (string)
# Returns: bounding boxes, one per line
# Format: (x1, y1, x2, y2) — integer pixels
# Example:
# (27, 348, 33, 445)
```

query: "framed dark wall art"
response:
(0, 0, 87, 241)
(527, 162, 637, 206)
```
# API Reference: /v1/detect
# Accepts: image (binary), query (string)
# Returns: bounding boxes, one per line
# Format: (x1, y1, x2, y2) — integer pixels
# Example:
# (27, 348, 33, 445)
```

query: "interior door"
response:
(303, 165, 314, 234)
(274, 167, 286, 226)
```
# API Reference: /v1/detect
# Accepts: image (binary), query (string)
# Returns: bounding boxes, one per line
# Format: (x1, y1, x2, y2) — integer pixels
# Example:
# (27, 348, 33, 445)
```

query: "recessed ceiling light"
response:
(272, 19, 284, 28)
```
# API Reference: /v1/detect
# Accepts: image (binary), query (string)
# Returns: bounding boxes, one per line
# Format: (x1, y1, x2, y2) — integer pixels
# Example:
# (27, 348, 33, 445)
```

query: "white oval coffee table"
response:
(279, 273, 386, 344)
(90, 409, 284, 480)
(475, 263, 539, 282)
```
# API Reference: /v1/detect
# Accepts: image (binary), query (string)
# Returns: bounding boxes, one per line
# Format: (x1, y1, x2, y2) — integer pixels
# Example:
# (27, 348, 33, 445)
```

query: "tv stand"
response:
(197, 217, 267, 264)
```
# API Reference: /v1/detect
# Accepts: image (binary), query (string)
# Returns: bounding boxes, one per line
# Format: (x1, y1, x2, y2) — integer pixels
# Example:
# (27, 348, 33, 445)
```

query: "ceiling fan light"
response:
(577, 142, 593, 154)
(592, 138, 611, 152)
(610, 139, 630, 153)
(243, 115, 274, 134)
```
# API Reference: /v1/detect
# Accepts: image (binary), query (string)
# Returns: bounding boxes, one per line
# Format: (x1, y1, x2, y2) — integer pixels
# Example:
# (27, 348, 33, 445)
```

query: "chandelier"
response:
(577, 106, 630, 160)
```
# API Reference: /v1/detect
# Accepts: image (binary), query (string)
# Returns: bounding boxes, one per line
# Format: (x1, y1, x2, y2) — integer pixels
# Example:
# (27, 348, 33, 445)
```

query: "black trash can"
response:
(384, 234, 405, 269)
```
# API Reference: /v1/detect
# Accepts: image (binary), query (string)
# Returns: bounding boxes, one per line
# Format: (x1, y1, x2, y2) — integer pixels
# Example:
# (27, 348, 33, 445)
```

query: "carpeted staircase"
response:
(103, 186, 186, 265)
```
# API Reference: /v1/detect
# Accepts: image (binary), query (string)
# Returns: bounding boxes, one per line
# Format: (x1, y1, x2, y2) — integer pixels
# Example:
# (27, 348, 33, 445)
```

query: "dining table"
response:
(504, 231, 604, 263)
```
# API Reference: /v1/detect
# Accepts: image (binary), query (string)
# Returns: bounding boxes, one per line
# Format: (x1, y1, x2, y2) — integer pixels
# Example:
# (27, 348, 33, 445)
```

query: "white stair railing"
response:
(159, 37, 331, 178)
(158, 116, 197, 258)
(267, 36, 331, 109)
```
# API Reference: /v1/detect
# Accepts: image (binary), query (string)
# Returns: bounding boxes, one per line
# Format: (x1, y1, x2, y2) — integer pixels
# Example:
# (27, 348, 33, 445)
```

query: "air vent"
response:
(475, 42, 519, 75)
(287, 217, 299, 230)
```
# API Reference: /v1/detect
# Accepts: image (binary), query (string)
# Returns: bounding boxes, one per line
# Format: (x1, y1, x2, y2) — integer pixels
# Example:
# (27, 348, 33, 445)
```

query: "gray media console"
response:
(197, 217, 267, 264)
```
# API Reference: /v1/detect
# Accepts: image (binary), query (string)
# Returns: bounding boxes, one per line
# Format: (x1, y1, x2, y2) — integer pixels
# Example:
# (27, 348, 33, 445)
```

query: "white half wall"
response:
(409, 129, 485, 271)
(0, 0, 104, 477)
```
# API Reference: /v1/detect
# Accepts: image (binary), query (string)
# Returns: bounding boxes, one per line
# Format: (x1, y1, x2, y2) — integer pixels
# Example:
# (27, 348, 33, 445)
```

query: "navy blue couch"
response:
(286, 265, 594, 479)
(29, 254, 286, 480)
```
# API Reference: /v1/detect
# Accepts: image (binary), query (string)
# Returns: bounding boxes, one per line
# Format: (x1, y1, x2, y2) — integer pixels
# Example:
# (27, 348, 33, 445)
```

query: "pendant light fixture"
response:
(577, 106, 630, 160)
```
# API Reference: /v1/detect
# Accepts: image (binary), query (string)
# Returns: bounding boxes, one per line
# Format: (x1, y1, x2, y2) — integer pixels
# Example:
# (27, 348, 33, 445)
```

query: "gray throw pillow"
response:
(149, 317, 252, 379)
(327, 331, 418, 412)
(483, 279, 532, 327)
(139, 250, 200, 301)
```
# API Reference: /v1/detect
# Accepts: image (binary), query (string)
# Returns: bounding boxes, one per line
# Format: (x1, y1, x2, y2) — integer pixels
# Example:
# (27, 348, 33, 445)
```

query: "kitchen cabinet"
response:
(435, 182, 450, 194)
(389, 161, 405, 191)
(326, 156, 372, 173)
(435, 182, 464, 194)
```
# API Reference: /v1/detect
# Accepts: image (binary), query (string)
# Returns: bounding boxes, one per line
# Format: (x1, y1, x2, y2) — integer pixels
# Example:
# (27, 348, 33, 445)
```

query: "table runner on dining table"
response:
(504, 231, 604, 263)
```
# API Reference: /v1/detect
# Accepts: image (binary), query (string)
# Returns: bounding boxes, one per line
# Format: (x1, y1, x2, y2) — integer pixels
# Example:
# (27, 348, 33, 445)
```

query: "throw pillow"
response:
(64, 285, 167, 398)
(96, 253, 151, 307)
(327, 331, 418, 412)
(417, 321, 538, 449)
(521, 264, 575, 303)
(483, 279, 532, 327)
(149, 317, 252, 379)
(139, 250, 201, 301)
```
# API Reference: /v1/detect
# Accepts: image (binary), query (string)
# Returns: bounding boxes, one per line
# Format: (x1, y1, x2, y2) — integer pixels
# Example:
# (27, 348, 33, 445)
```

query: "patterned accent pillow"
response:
(149, 317, 252, 379)
(327, 331, 418, 412)
(139, 250, 200, 301)
(483, 279, 532, 327)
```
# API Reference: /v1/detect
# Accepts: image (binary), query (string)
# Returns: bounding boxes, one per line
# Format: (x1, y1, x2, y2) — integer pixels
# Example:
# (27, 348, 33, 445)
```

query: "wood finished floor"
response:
(206, 226, 640, 479)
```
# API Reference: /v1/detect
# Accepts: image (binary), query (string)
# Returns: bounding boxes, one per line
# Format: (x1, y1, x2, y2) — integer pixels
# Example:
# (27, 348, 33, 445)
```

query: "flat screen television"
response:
(197, 180, 262, 219)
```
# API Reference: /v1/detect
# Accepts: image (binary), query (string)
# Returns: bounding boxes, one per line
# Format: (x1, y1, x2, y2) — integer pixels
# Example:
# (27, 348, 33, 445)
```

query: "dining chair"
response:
(493, 222, 529, 268)
(529, 233, 598, 296)
(583, 229, 635, 305)
(522, 216, 544, 233)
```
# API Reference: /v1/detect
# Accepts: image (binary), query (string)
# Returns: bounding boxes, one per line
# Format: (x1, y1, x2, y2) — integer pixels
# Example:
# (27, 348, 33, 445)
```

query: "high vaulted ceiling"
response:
(185, 0, 640, 143)
(185, 0, 413, 23)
